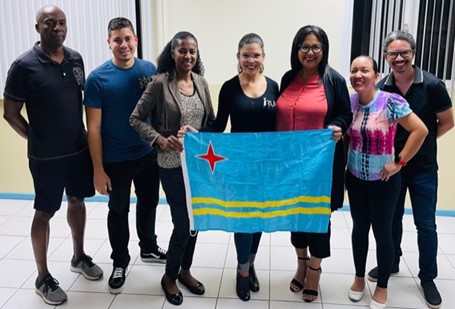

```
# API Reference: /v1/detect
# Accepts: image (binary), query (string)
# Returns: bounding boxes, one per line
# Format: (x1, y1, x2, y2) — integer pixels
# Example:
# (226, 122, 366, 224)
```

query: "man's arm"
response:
(3, 97, 28, 139)
(85, 106, 111, 195)
(436, 107, 454, 138)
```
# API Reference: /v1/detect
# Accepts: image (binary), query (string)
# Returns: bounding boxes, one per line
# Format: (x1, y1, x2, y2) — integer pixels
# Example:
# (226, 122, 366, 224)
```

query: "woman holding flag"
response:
(276, 25, 352, 302)
(213, 33, 279, 301)
(130, 31, 215, 306)
(179, 32, 278, 301)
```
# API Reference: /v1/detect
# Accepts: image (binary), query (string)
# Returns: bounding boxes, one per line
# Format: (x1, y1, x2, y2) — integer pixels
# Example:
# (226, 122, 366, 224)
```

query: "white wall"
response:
(0, 0, 155, 94)
(155, 0, 354, 85)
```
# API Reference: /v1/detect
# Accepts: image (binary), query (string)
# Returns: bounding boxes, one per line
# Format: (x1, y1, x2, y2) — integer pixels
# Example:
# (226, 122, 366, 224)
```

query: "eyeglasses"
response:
(174, 48, 198, 56)
(384, 49, 413, 59)
(299, 44, 322, 54)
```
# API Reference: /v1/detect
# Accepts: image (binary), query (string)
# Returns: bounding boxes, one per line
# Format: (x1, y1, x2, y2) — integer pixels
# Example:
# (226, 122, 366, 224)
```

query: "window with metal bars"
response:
(351, 0, 455, 80)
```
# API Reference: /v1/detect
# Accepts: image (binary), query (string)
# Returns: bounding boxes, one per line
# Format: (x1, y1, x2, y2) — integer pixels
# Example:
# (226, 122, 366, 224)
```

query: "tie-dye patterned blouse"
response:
(347, 90, 412, 181)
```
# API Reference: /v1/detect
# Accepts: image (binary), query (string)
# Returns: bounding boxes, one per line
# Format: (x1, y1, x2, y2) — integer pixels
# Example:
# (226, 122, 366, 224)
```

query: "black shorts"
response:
(29, 148, 95, 213)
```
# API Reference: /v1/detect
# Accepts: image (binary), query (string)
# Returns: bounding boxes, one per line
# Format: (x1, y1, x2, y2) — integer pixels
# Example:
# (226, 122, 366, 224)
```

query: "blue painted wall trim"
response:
(0, 193, 168, 205)
(1, 193, 454, 217)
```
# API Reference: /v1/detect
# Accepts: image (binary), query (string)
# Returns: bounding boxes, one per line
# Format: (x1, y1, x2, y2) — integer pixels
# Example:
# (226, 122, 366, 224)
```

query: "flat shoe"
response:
(161, 276, 183, 306)
(177, 273, 205, 295)
(348, 288, 364, 302)
(370, 299, 387, 309)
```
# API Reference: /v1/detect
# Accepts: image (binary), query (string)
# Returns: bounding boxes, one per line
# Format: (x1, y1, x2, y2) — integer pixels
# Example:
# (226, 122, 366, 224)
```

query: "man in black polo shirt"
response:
(3, 5, 103, 306)
(367, 30, 454, 309)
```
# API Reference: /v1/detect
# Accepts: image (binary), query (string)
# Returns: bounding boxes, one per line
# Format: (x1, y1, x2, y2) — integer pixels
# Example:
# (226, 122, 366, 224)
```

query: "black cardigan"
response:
(279, 66, 352, 211)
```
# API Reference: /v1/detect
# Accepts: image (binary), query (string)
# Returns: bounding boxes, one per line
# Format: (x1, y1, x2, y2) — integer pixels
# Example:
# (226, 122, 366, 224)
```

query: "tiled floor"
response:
(0, 198, 454, 308)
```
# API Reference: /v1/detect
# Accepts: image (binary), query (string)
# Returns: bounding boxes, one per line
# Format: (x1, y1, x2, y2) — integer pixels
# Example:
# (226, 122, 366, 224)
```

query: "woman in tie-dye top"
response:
(345, 56, 427, 308)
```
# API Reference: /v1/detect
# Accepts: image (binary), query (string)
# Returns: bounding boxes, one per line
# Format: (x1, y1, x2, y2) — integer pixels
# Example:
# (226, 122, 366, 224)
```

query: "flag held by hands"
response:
(181, 130, 336, 233)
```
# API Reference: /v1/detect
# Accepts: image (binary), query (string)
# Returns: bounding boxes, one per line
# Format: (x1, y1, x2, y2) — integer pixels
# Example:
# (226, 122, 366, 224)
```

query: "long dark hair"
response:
(290, 25, 330, 82)
(156, 31, 205, 76)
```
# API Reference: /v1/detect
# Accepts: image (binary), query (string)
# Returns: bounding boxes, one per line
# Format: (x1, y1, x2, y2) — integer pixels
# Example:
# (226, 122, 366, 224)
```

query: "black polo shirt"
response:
(4, 42, 87, 160)
(377, 66, 452, 174)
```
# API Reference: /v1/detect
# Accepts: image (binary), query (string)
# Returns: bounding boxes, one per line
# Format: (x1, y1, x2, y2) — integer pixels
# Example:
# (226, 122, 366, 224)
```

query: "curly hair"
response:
(156, 31, 205, 76)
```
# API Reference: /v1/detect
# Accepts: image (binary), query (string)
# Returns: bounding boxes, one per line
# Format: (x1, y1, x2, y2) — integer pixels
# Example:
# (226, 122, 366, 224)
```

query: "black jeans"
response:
(160, 167, 198, 280)
(346, 170, 400, 288)
(105, 151, 160, 268)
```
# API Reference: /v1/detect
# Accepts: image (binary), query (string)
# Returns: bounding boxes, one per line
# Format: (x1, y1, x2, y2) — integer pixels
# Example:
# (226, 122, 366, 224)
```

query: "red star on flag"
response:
(197, 141, 227, 173)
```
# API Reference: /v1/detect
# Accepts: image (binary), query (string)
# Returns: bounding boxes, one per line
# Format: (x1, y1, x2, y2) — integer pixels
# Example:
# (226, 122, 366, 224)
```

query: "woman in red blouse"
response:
(276, 25, 352, 302)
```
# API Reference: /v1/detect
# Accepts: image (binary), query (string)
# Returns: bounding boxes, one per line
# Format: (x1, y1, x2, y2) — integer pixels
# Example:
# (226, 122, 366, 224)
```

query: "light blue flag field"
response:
(181, 129, 336, 233)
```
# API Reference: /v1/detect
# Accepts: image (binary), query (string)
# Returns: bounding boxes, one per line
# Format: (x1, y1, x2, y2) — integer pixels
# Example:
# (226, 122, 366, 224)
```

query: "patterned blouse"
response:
(347, 90, 412, 181)
(157, 91, 205, 168)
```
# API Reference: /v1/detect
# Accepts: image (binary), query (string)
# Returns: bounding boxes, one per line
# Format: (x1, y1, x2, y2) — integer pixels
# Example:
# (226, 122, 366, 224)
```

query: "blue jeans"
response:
(105, 152, 160, 268)
(234, 232, 262, 266)
(160, 167, 198, 280)
(393, 171, 438, 282)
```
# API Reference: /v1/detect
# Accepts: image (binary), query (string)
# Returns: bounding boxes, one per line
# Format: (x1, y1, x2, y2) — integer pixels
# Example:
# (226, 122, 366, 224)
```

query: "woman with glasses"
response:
(130, 31, 215, 306)
(346, 55, 427, 308)
(276, 25, 352, 302)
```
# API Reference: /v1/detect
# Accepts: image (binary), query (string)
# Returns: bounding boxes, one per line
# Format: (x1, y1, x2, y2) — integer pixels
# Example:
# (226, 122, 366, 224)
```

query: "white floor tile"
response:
(0, 198, 454, 309)
(110, 294, 165, 309)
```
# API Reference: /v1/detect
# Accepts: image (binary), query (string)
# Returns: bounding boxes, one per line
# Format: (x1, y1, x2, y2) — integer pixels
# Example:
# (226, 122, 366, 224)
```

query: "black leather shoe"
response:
(177, 273, 205, 295)
(421, 280, 442, 309)
(161, 276, 183, 306)
(248, 265, 260, 292)
(236, 271, 250, 301)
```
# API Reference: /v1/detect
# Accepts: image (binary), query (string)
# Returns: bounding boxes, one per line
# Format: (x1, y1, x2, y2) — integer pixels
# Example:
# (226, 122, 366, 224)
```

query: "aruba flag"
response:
(181, 129, 336, 233)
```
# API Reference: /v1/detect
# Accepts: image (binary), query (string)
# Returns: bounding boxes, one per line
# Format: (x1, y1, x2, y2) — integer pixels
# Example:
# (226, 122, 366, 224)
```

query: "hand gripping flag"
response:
(181, 129, 336, 233)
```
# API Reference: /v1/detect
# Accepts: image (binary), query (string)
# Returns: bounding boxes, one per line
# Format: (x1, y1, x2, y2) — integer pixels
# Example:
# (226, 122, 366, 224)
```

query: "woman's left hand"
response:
(177, 125, 198, 139)
(380, 162, 401, 181)
(327, 125, 342, 141)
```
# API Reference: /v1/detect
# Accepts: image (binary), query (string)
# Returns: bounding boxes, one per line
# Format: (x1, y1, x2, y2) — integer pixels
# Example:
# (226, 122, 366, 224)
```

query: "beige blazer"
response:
(130, 71, 215, 145)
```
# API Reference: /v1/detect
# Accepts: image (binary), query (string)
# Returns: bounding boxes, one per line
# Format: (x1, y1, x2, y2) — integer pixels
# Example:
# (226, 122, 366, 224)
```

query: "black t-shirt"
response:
(4, 42, 87, 160)
(377, 66, 452, 173)
(214, 75, 278, 133)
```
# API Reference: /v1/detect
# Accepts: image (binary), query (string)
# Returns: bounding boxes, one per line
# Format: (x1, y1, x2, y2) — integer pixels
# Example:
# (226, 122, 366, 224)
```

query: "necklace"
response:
(178, 80, 194, 95)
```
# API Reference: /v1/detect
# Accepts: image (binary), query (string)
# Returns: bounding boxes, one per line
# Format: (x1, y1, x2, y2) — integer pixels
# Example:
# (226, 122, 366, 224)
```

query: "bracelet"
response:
(394, 155, 407, 167)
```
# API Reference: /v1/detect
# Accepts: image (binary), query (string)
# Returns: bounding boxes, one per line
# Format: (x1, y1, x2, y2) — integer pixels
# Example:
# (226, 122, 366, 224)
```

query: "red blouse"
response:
(276, 72, 328, 131)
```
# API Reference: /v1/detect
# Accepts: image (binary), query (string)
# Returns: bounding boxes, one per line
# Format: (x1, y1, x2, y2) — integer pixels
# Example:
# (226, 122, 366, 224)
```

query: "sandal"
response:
(289, 256, 310, 293)
(302, 265, 321, 302)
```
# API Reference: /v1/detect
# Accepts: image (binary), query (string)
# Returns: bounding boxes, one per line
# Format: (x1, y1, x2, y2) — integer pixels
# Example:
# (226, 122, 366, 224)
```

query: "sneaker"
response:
(35, 275, 68, 305)
(141, 246, 167, 263)
(421, 281, 442, 309)
(108, 266, 126, 294)
(367, 265, 399, 282)
(70, 254, 103, 280)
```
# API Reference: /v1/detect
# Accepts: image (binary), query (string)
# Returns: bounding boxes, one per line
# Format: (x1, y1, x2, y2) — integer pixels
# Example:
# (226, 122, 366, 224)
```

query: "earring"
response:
(259, 64, 264, 73)
(237, 63, 242, 73)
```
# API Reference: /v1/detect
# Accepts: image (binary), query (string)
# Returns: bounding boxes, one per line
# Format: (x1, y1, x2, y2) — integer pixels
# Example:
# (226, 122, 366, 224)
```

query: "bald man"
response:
(3, 5, 102, 305)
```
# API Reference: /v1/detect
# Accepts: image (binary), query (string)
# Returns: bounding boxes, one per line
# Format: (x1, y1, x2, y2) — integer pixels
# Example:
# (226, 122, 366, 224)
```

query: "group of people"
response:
(2, 5, 453, 309)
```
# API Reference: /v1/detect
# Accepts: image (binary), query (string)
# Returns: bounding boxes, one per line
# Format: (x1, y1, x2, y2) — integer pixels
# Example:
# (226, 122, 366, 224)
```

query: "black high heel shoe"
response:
(248, 265, 260, 292)
(161, 275, 183, 306)
(236, 270, 250, 301)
